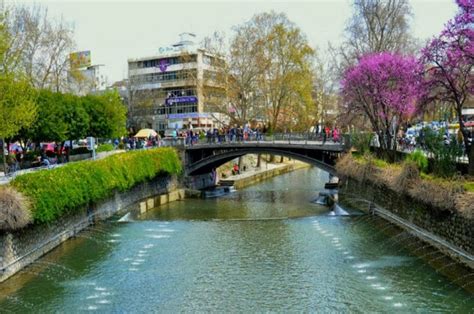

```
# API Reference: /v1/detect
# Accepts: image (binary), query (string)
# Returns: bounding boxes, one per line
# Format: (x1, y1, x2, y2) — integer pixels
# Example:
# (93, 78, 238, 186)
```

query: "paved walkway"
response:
(0, 150, 125, 185)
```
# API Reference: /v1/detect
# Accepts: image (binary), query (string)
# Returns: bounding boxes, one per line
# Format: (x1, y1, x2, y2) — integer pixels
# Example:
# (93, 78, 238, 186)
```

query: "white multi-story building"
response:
(127, 33, 227, 132)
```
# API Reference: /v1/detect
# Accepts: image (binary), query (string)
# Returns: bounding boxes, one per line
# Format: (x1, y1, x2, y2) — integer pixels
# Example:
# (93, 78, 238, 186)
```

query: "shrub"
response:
(392, 161, 420, 193)
(10, 147, 181, 224)
(96, 143, 114, 153)
(406, 149, 428, 173)
(350, 131, 373, 155)
(423, 127, 462, 177)
(0, 187, 32, 230)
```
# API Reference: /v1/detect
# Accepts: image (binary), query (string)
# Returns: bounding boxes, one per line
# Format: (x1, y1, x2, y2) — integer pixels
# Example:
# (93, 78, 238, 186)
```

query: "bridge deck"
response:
(183, 140, 344, 152)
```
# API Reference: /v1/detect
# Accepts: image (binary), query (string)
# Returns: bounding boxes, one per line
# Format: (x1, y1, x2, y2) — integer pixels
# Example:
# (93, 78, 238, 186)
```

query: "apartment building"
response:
(127, 33, 227, 133)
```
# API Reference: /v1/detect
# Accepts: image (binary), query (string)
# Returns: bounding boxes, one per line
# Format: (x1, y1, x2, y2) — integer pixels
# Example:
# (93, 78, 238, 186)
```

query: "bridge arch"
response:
(185, 146, 340, 176)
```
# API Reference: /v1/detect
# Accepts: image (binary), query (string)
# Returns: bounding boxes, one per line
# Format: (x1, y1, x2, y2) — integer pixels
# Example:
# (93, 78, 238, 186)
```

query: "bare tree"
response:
(2, 5, 75, 92)
(331, 0, 416, 73)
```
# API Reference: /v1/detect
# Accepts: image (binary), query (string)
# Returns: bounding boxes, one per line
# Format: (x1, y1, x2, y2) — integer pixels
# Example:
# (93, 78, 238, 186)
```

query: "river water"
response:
(0, 168, 473, 312)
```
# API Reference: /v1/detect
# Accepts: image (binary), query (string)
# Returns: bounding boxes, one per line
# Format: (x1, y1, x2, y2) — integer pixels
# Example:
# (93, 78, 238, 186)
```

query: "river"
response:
(0, 167, 473, 312)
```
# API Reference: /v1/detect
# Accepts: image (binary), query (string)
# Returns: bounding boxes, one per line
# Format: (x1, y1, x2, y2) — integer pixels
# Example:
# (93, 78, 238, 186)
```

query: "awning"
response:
(134, 128, 158, 138)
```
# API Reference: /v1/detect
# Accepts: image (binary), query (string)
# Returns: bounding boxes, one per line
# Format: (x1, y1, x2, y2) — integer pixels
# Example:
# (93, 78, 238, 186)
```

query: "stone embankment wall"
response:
(339, 180, 474, 268)
(0, 175, 180, 283)
(220, 162, 310, 189)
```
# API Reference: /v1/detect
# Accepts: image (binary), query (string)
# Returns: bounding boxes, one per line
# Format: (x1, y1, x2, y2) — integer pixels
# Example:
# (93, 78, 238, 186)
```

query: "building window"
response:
(133, 55, 198, 69)
(131, 70, 197, 84)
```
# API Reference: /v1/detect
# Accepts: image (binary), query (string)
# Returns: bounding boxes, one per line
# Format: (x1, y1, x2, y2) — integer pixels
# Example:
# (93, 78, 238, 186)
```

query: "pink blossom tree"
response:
(421, 0, 473, 172)
(341, 52, 425, 160)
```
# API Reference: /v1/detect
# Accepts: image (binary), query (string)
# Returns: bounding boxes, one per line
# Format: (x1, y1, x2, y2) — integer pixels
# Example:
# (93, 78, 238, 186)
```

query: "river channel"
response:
(0, 167, 473, 312)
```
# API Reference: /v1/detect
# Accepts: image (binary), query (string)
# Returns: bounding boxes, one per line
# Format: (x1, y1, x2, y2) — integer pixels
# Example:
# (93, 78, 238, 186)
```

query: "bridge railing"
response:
(158, 132, 347, 148)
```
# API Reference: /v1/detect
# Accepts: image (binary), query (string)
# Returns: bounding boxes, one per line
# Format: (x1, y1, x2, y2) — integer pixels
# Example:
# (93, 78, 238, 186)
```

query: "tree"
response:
(17, 90, 89, 147)
(334, 0, 415, 68)
(2, 5, 75, 92)
(252, 12, 315, 132)
(420, 0, 474, 173)
(22, 90, 69, 144)
(0, 12, 8, 70)
(341, 52, 425, 160)
(0, 73, 37, 172)
(201, 14, 315, 131)
(84, 91, 127, 139)
(217, 24, 263, 127)
(0, 14, 37, 173)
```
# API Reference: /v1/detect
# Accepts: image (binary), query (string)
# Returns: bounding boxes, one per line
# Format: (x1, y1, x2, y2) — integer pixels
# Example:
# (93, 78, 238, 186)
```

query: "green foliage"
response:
(10, 148, 182, 224)
(96, 143, 114, 153)
(406, 149, 429, 173)
(423, 127, 462, 177)
(0, 74, 38, 140)
(83, 91, 127, 139)
(16, 89, 126, 145)
(350, 131, 373, 155)
(464, 182, 474, 193)
(372, 158, 389, 168)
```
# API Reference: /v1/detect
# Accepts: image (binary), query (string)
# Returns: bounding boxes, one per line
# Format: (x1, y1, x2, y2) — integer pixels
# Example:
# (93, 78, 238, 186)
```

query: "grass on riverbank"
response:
(8, 148, 181, 225)
(337, 153, 474, 218)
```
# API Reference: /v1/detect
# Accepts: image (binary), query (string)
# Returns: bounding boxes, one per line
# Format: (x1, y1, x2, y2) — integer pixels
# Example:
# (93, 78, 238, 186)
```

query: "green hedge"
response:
(96, 143, 114, 153)
(10, 147, 182, 224)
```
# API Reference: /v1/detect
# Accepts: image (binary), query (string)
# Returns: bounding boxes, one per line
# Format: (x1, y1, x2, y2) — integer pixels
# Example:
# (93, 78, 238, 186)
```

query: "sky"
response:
(4, 0, 459, 84)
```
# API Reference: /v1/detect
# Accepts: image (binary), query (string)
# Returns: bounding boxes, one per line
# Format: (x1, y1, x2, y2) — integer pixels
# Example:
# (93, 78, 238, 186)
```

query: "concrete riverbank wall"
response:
(339, 180, 474, 269)
(220, 161, 310, 190)
(0, 175, 181, 283)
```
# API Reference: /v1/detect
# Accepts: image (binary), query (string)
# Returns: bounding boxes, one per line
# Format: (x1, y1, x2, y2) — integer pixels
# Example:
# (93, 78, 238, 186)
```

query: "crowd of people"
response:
(2, 123, 344, 176)
(396, 125, 472, 153)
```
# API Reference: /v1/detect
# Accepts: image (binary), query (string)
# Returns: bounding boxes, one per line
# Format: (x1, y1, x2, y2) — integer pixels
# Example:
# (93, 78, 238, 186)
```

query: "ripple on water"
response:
(86, 294, 100, 299)
(148, 235, 170, 239)
(354, 263, 370, 269)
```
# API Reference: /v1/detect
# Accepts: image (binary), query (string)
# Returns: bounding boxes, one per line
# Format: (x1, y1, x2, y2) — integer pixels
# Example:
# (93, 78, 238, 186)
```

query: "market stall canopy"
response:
(134, 129, 158, 138)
